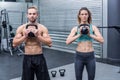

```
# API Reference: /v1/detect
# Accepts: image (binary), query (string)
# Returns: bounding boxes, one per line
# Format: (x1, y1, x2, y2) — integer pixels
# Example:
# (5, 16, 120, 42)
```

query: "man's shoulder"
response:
(18, 23, 23, 27)
(17, 24, 26, 31)
(38, 23, 47, 29)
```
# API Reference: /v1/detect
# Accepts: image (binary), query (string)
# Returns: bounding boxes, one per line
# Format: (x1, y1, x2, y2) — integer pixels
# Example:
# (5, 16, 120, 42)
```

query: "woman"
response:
(66, 7, 104, 80)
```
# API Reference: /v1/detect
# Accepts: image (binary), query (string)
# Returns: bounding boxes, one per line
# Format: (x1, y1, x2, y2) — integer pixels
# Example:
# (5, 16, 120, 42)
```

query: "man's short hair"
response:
(27, 6, 38, 13)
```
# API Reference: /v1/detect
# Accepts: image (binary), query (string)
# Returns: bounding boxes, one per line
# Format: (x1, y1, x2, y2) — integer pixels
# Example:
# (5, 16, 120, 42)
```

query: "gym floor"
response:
(0, 48, 120, 80)
(0, 48, 74, 80)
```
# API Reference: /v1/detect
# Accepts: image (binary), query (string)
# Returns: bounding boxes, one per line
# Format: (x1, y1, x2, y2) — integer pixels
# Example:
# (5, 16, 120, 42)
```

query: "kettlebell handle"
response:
(26, 24, 38, 29)
(78, 24, 90, 28)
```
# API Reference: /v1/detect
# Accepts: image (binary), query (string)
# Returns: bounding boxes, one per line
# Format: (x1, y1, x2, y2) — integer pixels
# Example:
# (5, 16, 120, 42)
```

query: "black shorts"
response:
(22, 54, 50, 80)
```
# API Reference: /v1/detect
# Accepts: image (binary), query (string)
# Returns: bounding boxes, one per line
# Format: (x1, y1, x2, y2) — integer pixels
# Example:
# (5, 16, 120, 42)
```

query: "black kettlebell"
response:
(79, 24, 90, 34)
(26, 24, 38, 37)
(59, 69, 66, 77)
(28, 32, 35, 37)
(51, 70, 57, 77)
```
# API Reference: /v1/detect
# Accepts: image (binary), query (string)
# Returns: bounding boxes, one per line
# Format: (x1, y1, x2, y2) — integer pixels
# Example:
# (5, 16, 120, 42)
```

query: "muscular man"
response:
(13, 6, 52, 80)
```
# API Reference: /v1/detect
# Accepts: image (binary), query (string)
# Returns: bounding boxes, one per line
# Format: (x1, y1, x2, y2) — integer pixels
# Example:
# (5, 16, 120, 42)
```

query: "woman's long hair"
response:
(77, 7, 92, 24)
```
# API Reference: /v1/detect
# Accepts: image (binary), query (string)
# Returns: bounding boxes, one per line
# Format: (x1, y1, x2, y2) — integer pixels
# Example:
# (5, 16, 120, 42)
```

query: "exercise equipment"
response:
(98, 26, 120, 33)
(0, 9, 13, 55)
(2, 21, 7, 28)
(26, 24, 38, 37)
(51, 70, 57, 77)
(78, 24, 90, 34)
(0, 16, 1, 52)
(59, 69, 66, 77)
(0, 9, 24, 55)
(99, 26, 120, 73)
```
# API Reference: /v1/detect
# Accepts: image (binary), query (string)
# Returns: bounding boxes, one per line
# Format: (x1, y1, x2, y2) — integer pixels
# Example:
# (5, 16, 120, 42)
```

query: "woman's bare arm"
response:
(89, 25, 104, 43)
(66, 27, 81, 45)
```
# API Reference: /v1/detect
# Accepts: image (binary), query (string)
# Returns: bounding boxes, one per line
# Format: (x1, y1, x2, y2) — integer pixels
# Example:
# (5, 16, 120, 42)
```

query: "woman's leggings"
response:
(75, 51, 96, 80)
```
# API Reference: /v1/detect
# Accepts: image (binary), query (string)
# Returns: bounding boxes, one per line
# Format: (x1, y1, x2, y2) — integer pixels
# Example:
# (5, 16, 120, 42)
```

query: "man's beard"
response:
(30, 18, 36, 23)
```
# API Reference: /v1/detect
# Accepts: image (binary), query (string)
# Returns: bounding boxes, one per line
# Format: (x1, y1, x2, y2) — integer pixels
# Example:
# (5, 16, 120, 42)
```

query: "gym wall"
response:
(38, 0, 103, 57)
(108, 0, 120, 60)
(39, 0, 103, 31)
(0, 2, 32, 32)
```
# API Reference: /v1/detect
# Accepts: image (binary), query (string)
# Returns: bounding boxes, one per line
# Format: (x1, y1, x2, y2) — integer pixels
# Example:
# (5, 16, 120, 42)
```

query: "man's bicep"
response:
(42, 28, 51, 38)
(43, 31, 50, 38)
(15, 33, 22, 39)
(14, 27, 23, 39)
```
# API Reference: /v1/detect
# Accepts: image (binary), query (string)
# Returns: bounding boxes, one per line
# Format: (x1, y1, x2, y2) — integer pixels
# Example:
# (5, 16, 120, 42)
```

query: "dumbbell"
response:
(26, 24, 38, 37)
(79, 24, 90, 34)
